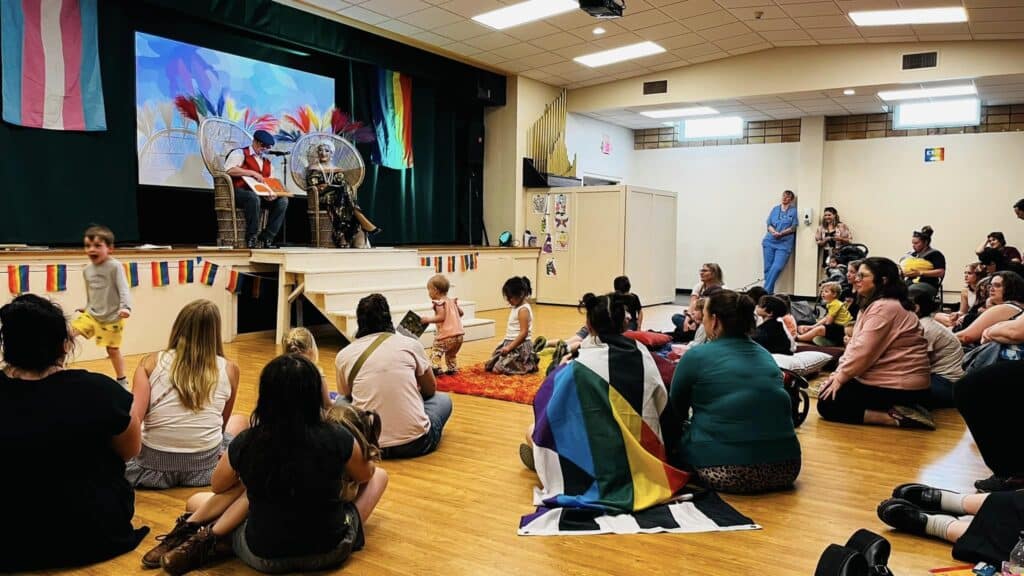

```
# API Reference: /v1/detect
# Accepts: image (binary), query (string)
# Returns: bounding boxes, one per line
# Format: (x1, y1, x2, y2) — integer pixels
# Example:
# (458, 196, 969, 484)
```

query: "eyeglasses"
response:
(855, 273, 871, 280)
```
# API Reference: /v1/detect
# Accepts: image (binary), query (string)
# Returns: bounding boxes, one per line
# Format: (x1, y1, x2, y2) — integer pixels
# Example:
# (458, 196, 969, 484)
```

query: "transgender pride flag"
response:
(1, 0, 106, 130)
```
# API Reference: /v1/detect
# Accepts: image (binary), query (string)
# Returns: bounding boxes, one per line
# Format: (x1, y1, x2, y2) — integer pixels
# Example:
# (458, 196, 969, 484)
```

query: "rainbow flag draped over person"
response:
(371, 68, 413, 170)
(1, 0, 107, 131)
(518, 335, 758, 536)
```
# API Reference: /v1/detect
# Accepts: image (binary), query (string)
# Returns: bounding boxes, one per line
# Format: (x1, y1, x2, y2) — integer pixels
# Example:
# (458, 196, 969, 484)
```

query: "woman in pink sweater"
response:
(817, 257, 934, 429)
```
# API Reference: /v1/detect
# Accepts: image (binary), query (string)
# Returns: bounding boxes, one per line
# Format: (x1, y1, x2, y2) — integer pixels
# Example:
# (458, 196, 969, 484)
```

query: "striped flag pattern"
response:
(122, 262, 139, 287)
(250, 276, 262, 299)
(225, 270, 240, 293)
(200, 261, 218, 286)
(371, 68, 413, 169)
(7, 264, 29, 294)
(178, 260, 193, 284)
(151, 261, 169, 287)
(1, 0, 107, 131)
(46, 263, 66, 291)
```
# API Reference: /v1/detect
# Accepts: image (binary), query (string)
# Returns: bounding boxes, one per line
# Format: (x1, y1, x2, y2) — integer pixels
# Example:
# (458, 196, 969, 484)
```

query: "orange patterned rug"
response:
(435, 364, 545, 405)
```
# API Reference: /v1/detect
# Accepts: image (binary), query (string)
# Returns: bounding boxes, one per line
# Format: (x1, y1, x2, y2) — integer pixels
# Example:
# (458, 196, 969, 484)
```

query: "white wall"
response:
(823, 132, 1024, 293)
(630, 143, 801, 293)
(565, 113, 634, 183)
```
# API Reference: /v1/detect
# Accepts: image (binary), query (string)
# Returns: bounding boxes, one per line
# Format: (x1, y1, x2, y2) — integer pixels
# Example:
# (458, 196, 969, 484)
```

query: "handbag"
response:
(781, 369, 810, 428)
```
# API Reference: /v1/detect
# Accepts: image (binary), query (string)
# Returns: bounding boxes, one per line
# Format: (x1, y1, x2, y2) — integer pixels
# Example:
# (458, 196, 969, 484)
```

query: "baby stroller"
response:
(821, 243, 870, 294)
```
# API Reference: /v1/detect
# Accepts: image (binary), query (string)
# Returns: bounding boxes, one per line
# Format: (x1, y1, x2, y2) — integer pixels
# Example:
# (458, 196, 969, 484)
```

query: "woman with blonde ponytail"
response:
(126, 300, 247, 489)
(284, 327, 333, 408)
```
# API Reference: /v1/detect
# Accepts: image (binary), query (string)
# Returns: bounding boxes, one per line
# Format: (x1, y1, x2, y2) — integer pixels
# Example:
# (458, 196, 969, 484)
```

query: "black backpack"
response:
(782, 369, 810, 427)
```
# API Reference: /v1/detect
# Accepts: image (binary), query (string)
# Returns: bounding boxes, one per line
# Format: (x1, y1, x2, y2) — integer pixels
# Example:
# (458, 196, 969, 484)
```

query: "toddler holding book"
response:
(420, 274, 464, 375)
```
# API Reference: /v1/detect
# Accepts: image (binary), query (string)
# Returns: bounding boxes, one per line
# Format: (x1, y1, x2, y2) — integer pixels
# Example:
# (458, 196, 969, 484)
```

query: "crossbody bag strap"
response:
(347, 333, 392, 385)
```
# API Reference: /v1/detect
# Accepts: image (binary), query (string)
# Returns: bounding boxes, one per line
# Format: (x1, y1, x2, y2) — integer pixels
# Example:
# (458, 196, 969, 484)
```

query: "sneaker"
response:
(160, 526, 221, 575)
(889, 405, 936, 430)
(519, 443, 536, 472)
(141, 513, 200, 569)
(444, 369, 457, 376)
(891, 483, 946, 513)
(245, 237, 258, 250)
(876, 498, 928, 536)
(974, 474, 1024, 493)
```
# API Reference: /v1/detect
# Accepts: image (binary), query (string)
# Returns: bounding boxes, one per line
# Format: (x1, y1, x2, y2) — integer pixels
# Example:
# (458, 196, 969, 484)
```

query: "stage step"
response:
(310, 284, 429, 311)
(300, 266, 432, 291)
(251, 247, 421, 272)
(418, 318, 495, 347)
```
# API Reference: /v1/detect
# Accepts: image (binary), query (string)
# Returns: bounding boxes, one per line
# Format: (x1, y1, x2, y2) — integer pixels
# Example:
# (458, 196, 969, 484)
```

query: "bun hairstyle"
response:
(578, 292, 628, 336)
(0, 294, 73, 371)
(502, 276, 533, 302)
(326, 403, 382, 501)
(284, 327, 318, 362)
(913, 225, 934, 244)
(705, 290, 756, 339)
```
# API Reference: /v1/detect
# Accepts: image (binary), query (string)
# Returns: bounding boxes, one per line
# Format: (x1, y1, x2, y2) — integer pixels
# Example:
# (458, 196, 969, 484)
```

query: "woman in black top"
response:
(903, 225, 946, 288)
(0, 295, 145, 572)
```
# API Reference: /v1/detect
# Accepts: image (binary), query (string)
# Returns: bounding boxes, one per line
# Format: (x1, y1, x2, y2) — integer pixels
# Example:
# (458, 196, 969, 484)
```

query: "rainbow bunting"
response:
(225, 270, 240, 293)
(251, 276, 262, 299)
(371, 68, 413, 170)
(122, 262, 139, 287)
(472, 253, 478, 270)
(178, 260, 194, 284)
(448, 256, 455, 273)
(200, 261, 218, 286)
(7, 264, 29, 294)
(434, 258, 442, 273)
(151, 261, 170, 287)
(46, 264, 67, 292)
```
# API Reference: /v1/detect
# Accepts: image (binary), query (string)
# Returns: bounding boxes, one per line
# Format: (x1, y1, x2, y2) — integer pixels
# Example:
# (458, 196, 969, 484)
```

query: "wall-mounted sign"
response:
(924, 147, 945, 163)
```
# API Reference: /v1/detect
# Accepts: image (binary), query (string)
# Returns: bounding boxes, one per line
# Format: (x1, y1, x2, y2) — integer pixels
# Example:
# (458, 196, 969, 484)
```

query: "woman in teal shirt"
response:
(669, 290, 801, 493)
(762, 190, 798, 293)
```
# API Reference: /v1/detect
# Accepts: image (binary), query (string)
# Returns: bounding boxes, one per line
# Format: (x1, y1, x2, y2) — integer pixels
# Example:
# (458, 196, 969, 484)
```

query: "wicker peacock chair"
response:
(289, 133, 366, 248)
(198, 118, 269, 248)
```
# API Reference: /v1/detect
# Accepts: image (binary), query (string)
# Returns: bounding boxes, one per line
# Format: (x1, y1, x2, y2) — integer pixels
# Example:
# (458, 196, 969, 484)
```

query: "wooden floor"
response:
(51, 304, 988, 576)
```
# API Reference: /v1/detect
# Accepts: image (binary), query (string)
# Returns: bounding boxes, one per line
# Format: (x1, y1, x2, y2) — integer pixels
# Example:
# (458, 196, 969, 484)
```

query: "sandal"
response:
(519, 443, 536, 472)
(889, 405, 936, 431)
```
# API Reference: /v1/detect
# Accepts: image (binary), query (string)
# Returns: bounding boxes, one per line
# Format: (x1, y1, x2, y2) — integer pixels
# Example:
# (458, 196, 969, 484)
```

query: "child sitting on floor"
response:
(796, 282, 852, 345)
(753, 295, 796, 355)
(613, 275, 644, 331)
(485, 276, 540, 375)
(284, 326, 332, 408)
(420, 274, 465, 375)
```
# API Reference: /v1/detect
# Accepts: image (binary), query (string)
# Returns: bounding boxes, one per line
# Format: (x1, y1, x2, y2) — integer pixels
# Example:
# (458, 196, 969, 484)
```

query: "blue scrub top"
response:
(763, 204, 797, 250)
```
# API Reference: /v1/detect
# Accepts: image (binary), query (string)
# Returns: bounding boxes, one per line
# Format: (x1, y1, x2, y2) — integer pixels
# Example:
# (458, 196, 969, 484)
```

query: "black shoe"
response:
(876, 498, 928, 536)
(368, 227, 382, 236)
(258, 238, 279, 249)
(246, 237, 258, 249)
(888, 405, 936, 430)
(891, 483, 947, 513)
(974, 474, 1024, 493)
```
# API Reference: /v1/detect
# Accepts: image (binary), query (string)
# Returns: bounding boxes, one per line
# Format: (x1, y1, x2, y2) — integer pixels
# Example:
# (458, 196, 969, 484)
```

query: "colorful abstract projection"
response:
(1, 0, 106, 131)
(372, 68, 414, 170)
(134, 32, 334, 188)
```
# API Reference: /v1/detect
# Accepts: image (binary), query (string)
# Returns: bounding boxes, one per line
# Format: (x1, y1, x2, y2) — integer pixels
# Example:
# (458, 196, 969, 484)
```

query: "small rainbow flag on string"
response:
(178, 260, 194, 284)
(251, 276, 262, 299)
(200, 261, 218, 286)
(448, 256, 455, 273)
(435, 258, 442, 273)
(420, 257, 429, 267)
(151, 261, 170, 287)
(7, 264, 29, 294)
(46, 264, 67, 292)
(225, 270, 240, 293)
(122, 262, 139, 287)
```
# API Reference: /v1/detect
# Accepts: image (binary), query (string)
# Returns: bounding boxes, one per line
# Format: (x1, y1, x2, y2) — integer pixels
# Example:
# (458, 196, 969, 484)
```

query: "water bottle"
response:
(1007, 531, 1024, 574)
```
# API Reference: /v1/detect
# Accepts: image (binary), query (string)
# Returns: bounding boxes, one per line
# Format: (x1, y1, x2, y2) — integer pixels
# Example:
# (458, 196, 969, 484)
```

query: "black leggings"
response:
(954, 361, 1024, 477)
(816, 379, 930, 424)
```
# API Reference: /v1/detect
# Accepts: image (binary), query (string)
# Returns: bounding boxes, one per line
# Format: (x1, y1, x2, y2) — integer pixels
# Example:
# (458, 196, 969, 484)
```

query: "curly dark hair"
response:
(355, 293, 394, 338)
(0, 294, 73, 371)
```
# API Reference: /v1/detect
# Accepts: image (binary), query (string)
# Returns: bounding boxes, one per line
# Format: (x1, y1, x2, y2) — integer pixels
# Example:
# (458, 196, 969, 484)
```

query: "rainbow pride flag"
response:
(371, 68, 413, 170)
(225, 270, 240, 293)
(7, 264, 29, 294)
(122, 262, 139, 287)
(200, 261, 218, 286)
(178, 260, 193, 284)
(46, 264, 67, 292)
(151, 261, 169, 287)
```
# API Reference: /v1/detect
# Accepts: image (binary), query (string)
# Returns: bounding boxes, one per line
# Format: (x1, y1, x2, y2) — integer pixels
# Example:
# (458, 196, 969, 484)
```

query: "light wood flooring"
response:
(50, 304, 988, 576)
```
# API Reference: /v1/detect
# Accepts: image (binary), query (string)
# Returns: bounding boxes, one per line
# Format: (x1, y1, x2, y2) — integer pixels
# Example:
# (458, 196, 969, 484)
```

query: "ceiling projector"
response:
(580, 0, 625, 19)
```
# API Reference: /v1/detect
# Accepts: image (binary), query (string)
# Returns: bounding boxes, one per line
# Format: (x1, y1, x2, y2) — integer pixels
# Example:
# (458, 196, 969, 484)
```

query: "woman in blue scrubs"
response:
(762, 190, 797, 293)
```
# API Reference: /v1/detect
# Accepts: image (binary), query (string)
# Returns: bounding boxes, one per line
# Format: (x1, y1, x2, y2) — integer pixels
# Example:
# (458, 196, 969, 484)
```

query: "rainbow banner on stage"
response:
(46, 264, 66, 292)
(122, 262, 139, 287)
(371, 68, 413, 170)
(200, 261, 218, 286)
(7, 264, 29, 294)
(151, 261, 169, 287)
(178, 260, 193, 284)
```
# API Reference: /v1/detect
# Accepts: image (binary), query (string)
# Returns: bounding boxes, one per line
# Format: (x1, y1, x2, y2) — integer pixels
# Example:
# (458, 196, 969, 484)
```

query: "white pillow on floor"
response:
(772, 351, 834, 377)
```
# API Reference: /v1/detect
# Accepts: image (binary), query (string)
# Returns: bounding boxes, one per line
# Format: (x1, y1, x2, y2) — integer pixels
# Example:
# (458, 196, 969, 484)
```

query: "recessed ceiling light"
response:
(593, 27, 607, 35)
(849, 7, 967, 26)
(843, 89, 856, 96)
(574, 41, 666, 67)
(877, 84, 976, 101)
(662, 121, 676, 126)
(640, 106, 719, 119)
(472, 0, 578, 30)
(684, 116, 744, 139)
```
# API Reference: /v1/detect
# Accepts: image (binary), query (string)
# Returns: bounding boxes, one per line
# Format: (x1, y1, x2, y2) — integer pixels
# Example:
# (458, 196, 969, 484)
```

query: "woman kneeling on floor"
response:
(669, 290, 801, 494)
(141, 355, 388, 575)
(817, 257, 935, 430)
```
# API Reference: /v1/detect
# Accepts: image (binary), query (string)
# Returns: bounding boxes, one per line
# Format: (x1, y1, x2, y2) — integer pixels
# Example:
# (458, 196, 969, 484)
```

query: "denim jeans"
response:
(231, 508, 362, 574)
(334, 392, 453, 459)
(234, 187, 289, 241)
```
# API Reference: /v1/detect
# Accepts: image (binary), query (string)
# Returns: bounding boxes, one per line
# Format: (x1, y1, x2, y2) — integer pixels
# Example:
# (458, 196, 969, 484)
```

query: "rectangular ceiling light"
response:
(684, 116, 744, 140)
(849, 7, 967, 26)
(472, 0, 579, 30)
(877, 84, 976, 101)
(640, 106, 718, 119)
(574, 41, 666, 67)
(894, 97, 980, 129)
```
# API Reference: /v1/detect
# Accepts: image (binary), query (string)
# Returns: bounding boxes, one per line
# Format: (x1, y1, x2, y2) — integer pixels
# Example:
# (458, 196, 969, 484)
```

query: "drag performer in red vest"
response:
(225, 130, 289, 249)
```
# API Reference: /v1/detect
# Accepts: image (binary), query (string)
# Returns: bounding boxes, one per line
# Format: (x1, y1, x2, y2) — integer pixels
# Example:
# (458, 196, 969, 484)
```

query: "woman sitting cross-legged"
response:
(816, 257, 935, 430)
(669, 290, 801, 494)
(954, 270, 1024, 346)
(877, 483, 1024, 566)
(141, 354, 388, 575)
(126, 299, 248, 489)
(519, 292, 689, 509)
(0, 295, 147, 572)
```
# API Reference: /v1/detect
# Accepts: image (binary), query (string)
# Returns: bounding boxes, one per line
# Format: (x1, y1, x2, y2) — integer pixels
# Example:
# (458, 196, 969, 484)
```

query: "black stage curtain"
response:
(0, 0, 500, 246)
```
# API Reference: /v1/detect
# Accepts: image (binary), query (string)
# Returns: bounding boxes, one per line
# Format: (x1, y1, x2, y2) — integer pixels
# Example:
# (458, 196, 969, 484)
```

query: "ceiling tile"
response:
(729, 5, 790, 20)
(546, 10, 602, 30)
(591, 32, 645, 48)
(807, 26, 862, 39)
(771, 38, 820, 45)
(835, 0, 899, 10)
(642, 51, 687, 65)
(299, 0, 351, 10)
(964, 0, 1024, 7)
(398, 6, 463, 28)
(758, 28, 813, 40)
(682, 10, 740, 30)
(817, 36, 865, 43)
(783, 2, 843, 16)
(689, 51, 731, 63)
(491, 42, 545, 60)
(650, 60, 693, 70)
(796, 15, 854, 27)
(727, 41, 772, 54)
(553, 44, 598, 59)
(375, 19, 424, 36)
(504, 21, 563, 41)
(410, 30, 455, 45)
(468, 51, 509, 65)
(716, 0, 772, 7)
(337, 5, 389, 24)
(508, 51, 565, 68)
(672, 41, 726, 58)
(858, 24, 915, 35)
(442, 41, 483, 56)
(699, 21, 753, 40)
(748, 18, 802, 30)
(972, 31, 1024, 38)
(661, 0, 724, 19)
(896, 0, 962, 6)
(915, 33, 973, 40)
(462, 32, 520, 51)
(659, 32, 708, 48)
(864, 35, 918, 42)
(969, 7, 1024, 20)
(434, 19, 493, 40)
(541, 60, 590, 76)
(618, 9, 673, 30)
(531, 33, 585, 51)
(359, 0, 429, 16)
(714, 31, 765, 48)
(911, 22, 971, 33)
(568, 20, 631, 40)
(970, 20, 1024, 33)
(636, 21, 693, 40)
(437, 0, 503, 18)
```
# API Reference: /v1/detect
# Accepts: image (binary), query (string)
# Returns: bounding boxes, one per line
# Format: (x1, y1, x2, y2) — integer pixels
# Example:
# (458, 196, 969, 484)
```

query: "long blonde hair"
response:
(167, 300, 224, 411)
(284, 327, 319, 363)
(325, 404, 382, 501)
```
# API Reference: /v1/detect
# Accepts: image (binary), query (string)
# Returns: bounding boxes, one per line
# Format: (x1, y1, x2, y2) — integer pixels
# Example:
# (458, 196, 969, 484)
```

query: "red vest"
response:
(230, 147, 272, 190)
